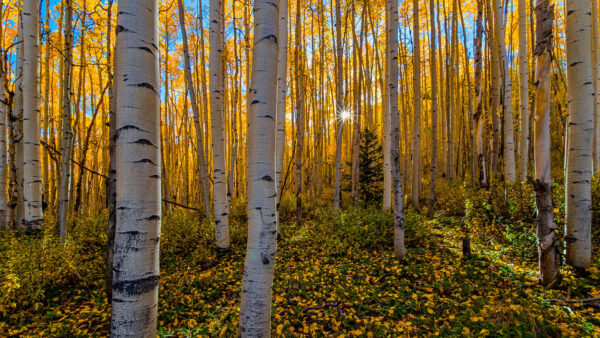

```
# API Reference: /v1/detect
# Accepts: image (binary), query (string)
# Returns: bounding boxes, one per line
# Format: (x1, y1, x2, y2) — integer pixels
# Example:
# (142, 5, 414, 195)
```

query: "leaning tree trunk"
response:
(22, 0, 43, 231)
(533, 0, 559, 286)
(427, 0, 438, 218)
(58, 0, 74, 242)
(332, 0, 344, 211)
(387, 0, 405, 258)
(238, 0, 278, 335)
(411, 0, 421, 209)
(565, 0, 593, 269)
(518, 0, 529, 182)
(210, 0, 230, 252)
(177, 0, 211, 219)
(494, 0, 516, 183)
(109, 0, 161, 335)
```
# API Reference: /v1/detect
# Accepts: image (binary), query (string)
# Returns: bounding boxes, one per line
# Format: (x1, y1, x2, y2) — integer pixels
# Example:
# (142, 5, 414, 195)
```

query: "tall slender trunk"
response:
(333, 0, 344, 211)
(210, 0, 230, 251)
(276, 0, 288, 216)
(474, 0, 488, 189)
(295, 0, 305, 224)
(387, 0, 405, 258)
(105, 0, 116, 301)
(177, 0, 211, 219)
(58, 0, 74, 242)
(0, 58, 7, 229)
(533, 0, 559, 286)
(518, 0, 530, 181)
(239, 0, 278, 334)
(487, 1, 500, 178)
(427, 0, 438, 218)
(109, 0, 161, 335)
(22, 0, 43, 231)
(565, 0, 593, 269)
(593, 0, 600, 174)
(411, 0, 421, 208)
(494, 0, 516, 183)
(13, 15, 24, 229)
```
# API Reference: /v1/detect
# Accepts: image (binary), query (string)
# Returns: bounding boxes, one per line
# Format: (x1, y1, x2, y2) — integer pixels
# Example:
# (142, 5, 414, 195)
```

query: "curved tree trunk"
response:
(22, 0, 43, 231)
(210, 0, 230, 251)
(239, 0, 278, 334)
(533, 0, 559, 285)
(565, 0, 593, 269)
(109, 0, 161, 335)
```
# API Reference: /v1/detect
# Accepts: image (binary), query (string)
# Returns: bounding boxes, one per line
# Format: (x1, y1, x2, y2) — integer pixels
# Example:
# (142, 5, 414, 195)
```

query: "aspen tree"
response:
(210, 0, 230, 251)
(295, 0, 305, 224)
(58, 0, 73, 242)
(177, 0, 211, 219)
(0, 54, 6, 229)
(474, 0, 488, 189)
(333, 0, 344, 211)
(494, 0, 516, 183)
(110, 0, 161, 334)
(411, 0, 421, 208)
(276, 0, 288, 215)
(533, 0, 559, 286)
(387, 0, 405, 258)
(518, 0, 530, 182)
(238, 0, 278, 334)
(427, 0, 438, 218)
(22, 0, 43, 231)
(593, 0, 600, 173)
(106, 0, 117, 300)
(565, 0, 594, 269)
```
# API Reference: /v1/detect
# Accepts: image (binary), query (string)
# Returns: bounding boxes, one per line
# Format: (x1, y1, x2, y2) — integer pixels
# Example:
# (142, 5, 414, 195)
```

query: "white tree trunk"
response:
(58, 0, 74, 242)
(332, 0, 344, 211)
(387, 0, 405, 258)
(110, 0, 161, 335)
(533, 1, 560, 285)
(0, 63, 7, 229)
(518, 0, 529, 182)
(494, 0, 516, 183)
(427, 0, 438, 218)
(210, 0, 230, 251)
(593, 0, 600, 174)
(565, 0, 593, 269)
(275, 0, 288, 212)
(177, 0, 211, 219)
(411, 0, 421, 208)
(13, 16, 24, 229)
(22, 0, 43, 231)
(239, 0, 278, 335)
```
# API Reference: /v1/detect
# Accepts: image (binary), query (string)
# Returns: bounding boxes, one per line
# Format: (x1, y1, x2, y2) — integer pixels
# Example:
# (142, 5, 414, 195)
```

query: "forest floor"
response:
(1, 205, 600, 337)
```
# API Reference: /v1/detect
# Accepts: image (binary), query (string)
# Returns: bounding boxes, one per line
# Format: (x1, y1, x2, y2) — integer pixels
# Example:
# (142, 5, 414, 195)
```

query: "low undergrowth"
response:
(0, 189, 599, 336)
